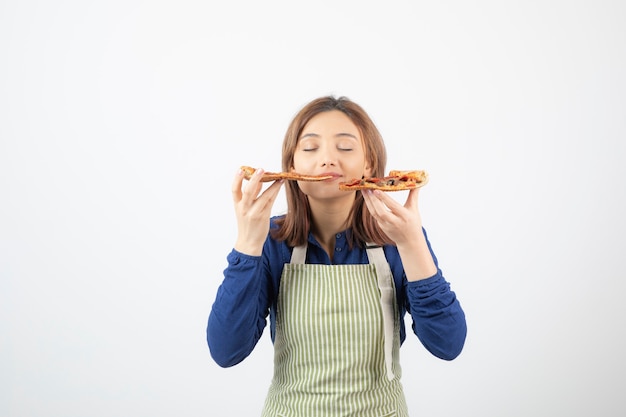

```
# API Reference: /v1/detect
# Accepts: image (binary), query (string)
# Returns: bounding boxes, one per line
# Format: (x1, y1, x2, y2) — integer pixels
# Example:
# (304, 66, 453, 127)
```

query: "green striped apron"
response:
(261, 244, 408, 417)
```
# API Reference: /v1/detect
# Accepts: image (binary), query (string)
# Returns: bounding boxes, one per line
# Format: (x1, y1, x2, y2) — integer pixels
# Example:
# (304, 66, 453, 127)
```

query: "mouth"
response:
(320, 172, 342, 181)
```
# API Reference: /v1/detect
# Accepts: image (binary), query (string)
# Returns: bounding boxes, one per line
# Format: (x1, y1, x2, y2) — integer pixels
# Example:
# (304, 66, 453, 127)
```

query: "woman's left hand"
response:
(362, 187, 437, 281)
(361, 188, 423, 246)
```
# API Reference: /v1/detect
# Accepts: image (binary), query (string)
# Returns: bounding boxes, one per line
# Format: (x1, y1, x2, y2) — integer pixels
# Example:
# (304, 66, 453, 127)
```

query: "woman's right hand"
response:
(232, 168, 284, 256)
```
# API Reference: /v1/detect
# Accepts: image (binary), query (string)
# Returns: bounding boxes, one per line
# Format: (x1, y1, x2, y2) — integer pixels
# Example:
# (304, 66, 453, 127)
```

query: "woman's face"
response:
(292, 110, 371, 199)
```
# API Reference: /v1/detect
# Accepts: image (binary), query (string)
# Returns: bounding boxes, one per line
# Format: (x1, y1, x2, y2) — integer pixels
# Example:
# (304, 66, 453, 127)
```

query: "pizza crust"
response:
(240, 166, 334, 182)
(240, 165, 429, 190)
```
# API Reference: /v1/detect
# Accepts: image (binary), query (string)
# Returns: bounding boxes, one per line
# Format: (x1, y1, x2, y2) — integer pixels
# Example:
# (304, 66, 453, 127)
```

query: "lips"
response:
(319, 172, 342, 181)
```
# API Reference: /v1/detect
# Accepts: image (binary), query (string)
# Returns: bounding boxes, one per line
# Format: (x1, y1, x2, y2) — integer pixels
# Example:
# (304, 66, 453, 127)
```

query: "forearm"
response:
(207, 250, 269, 367)
(396, 229, 438, 281)
(407, 275, 466, 360)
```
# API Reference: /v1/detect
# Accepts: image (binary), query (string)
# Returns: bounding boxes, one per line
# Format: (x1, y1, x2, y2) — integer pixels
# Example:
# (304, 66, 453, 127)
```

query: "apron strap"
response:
(366, 244, 396, 381)
(289, 243, 396, 381)
(290, 245, 307, 264)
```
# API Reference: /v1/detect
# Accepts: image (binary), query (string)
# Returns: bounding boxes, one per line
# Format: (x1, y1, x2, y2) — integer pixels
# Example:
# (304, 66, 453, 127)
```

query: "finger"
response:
(244, 180, 283, 220)
(362, 189, 390, 219)
(241, 168, 265, 203)
(257, 179, 284, 210)
(404, 187, 420, 210)
(361, 189, 376, 212)
(231, 168, 245, 203)
(370, 189, 404, 215)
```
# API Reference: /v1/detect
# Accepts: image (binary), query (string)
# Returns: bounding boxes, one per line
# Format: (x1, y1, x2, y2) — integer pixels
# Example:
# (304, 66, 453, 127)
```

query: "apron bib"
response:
(261, 245, 408, 417)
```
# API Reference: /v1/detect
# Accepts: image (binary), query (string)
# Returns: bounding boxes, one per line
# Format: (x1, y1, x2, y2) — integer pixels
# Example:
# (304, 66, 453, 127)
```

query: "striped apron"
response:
(261, 244, 409, 417)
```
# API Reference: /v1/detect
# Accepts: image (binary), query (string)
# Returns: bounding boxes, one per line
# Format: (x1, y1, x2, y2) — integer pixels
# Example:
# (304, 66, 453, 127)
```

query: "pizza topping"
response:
(338, 170, 428, 192)
(240, 165, 428, 190)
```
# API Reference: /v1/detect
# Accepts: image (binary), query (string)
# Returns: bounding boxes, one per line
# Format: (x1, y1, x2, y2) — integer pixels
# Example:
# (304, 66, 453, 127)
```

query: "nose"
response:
(319, 145, 337, 167)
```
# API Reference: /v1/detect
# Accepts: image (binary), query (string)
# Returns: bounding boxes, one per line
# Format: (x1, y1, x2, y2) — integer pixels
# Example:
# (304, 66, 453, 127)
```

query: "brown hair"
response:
(271, 96, 393, 248)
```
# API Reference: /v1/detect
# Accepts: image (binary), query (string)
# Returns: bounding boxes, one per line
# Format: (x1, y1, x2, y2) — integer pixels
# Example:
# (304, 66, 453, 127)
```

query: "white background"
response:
(1, 1, 625, 416)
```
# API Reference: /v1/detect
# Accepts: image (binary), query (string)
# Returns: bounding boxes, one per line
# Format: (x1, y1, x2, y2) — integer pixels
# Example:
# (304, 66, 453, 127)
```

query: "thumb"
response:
(405, 187, 420, 210)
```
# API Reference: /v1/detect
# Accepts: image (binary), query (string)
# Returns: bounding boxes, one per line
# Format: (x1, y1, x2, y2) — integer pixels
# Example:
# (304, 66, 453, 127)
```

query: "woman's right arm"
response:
(207, 249, 272, 367)
(207, 168, 284, 367)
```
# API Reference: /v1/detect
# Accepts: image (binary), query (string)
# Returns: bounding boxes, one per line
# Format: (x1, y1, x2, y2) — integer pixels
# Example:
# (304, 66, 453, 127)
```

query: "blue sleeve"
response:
(206, 249, 272, 367)
(405, 229, 467, 360)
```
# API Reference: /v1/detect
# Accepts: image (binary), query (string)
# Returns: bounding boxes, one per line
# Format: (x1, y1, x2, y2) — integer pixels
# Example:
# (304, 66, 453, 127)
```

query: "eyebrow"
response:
(300, 132, 358, 140)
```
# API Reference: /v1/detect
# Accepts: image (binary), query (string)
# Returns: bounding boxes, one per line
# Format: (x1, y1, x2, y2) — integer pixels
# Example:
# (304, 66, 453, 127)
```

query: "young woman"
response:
(207, 96, 467, 417)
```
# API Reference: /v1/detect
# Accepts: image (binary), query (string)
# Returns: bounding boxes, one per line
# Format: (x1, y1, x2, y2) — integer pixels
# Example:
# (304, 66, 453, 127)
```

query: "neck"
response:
(308, 195, 354, 258)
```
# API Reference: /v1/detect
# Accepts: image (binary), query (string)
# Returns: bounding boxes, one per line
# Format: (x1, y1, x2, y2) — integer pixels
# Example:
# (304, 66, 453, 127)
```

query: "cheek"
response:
(292, 153, 313, 171)
(357, 156, 372, 177)
(363, 163, 373, 177)
(291, 155, 302, 171)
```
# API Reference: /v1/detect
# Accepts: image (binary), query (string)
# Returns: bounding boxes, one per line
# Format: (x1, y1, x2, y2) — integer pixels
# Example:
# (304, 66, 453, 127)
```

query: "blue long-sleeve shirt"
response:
(207, 217, 467, 368)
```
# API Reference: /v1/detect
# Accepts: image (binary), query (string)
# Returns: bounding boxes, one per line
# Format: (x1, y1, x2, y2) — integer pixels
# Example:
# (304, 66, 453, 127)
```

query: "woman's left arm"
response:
(404, 252, 466, 360)
(362, 188, 467, 359)
(361, 188, 437, 280)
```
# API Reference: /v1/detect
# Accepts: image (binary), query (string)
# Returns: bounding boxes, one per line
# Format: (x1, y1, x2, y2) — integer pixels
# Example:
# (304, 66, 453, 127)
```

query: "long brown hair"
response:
(272, 96, 393, 248)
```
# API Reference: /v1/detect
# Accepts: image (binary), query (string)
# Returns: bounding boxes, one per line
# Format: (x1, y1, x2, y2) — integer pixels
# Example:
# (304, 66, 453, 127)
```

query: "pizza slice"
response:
(240, 166, 335, 182)
(338, 170, 429, 191)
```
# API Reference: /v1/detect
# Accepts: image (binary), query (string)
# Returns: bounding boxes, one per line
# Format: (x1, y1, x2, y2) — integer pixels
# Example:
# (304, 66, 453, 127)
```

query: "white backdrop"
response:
(1, 1, 625, 416)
